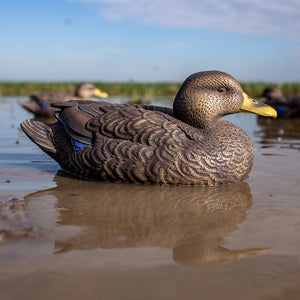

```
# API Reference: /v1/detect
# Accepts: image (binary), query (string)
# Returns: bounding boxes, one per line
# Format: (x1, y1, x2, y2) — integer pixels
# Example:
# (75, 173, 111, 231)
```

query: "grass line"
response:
(1, 81, 300, 98)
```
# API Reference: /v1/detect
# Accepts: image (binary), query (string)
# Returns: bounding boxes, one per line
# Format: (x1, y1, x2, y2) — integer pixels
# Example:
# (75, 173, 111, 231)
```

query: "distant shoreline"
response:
(1, 81, 300, 98)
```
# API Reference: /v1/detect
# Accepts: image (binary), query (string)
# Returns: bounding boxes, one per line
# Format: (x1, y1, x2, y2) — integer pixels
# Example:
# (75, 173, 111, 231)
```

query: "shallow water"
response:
(1, 96, 300, 300)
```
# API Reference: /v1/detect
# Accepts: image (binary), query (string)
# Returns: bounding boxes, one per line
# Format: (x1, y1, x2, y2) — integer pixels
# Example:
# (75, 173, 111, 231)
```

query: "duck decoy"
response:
(19, 83, 108, 118)
(21, 71, 277, 185)
(262, 86, 300, 118)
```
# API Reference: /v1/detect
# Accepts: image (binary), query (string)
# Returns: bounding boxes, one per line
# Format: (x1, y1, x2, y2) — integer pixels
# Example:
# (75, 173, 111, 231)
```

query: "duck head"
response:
(173, 70, 277, 129)
(262, 86, 284, 100)
(75, 83, 108, 99)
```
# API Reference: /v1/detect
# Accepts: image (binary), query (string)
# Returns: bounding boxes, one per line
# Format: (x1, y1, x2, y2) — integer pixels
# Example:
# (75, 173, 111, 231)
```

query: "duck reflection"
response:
(257, 117, 300, 149)
(25, 172, 268, 267)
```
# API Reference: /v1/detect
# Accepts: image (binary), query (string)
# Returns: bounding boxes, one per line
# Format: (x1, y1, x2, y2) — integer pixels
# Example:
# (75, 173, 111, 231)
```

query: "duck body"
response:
(262, 86, 300, 118)
(21, 71, 276, 185)
(20, 83, 108, 118)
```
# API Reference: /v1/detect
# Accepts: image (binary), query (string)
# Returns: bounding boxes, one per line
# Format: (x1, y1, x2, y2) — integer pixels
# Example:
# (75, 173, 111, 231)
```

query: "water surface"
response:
(1, 96, 300, 300)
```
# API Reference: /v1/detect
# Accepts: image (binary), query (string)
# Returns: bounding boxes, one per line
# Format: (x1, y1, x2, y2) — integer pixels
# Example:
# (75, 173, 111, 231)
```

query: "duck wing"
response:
(19, 100, 41, 114)
(51, 100, 197, 147)
(53, 100, 95, 144)
(30, 92, 73, 107)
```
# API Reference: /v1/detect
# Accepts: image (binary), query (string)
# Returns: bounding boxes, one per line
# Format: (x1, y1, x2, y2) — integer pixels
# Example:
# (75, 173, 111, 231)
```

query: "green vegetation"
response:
(1, 81, 300, 99)
(0, 82, 181, 98)
(240, 82, 300, 98)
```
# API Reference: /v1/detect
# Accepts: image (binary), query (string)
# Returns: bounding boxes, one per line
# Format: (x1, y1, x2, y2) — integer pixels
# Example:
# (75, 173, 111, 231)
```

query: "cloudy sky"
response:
(1, 0, 300, 82)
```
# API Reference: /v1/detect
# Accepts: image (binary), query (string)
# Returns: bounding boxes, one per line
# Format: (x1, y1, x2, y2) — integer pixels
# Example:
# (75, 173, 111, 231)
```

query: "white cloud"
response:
(69, 0, 300, 40)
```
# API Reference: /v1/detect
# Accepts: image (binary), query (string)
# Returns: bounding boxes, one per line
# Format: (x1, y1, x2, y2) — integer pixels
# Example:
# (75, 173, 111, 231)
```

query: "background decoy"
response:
(20, 83, 108, 118)
(262, 86, 300, 118)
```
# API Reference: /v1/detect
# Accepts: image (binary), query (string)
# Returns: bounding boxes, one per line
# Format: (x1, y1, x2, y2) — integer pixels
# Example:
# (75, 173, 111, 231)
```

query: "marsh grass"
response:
(1, 81, 300, 99)
(0, 82, 180, 97)
(240, 82, 300, 98)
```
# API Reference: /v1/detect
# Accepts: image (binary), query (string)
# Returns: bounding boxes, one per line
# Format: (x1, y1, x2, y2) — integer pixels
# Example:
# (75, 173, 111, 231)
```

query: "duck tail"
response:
(19, 101, 40, 114)
(21, 119, 56, 155)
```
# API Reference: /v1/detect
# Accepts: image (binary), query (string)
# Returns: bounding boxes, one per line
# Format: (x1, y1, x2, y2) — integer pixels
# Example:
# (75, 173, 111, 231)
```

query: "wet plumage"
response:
(21, 71, 276, 185)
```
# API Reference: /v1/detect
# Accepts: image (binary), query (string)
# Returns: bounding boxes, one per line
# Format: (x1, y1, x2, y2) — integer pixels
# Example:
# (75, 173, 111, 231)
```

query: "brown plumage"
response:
(21, 71, 276, 185)
(19, 83, 108, 117)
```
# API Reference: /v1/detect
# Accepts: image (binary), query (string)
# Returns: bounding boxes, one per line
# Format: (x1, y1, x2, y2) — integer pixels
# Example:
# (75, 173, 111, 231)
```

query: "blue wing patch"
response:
(41, 104, 50, 109)
(73, 139, 88, 151)
(276, 106, 287, 116)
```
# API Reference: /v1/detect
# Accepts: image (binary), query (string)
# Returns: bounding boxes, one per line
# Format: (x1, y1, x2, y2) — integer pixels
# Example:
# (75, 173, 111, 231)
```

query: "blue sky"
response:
(1, 0, 300, 82)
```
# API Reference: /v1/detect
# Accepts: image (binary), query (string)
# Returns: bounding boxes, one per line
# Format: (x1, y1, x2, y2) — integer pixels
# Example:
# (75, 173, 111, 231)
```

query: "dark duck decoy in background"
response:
(21, 71, 277, 185)
(19, 83, 108, 118)
(262, 86, 300, 118)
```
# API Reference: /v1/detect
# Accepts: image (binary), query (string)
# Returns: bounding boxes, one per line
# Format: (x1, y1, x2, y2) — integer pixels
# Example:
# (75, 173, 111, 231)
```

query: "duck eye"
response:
(217, 87, 226, 93)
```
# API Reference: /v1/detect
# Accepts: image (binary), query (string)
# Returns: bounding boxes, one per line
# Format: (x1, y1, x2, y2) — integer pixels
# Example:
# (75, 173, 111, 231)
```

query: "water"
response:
(0, 96, 300, 300)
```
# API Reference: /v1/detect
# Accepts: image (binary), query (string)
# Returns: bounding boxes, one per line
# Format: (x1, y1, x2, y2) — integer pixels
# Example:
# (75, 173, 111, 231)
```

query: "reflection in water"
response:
(24, 172, 268, 267)
(256, 117, 300, 151)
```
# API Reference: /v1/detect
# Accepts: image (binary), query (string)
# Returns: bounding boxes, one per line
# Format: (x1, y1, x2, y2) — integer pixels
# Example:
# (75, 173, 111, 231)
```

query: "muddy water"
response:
(1, 96, 300, 300)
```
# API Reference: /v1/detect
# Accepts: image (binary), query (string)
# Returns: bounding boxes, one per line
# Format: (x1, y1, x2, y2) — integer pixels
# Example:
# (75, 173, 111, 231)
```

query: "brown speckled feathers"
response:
(21, 71, 275, 185)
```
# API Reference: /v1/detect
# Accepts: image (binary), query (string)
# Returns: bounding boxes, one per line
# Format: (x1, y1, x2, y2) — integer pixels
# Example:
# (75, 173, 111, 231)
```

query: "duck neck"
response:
(173, 101, 222, 130)
(173, 88, 224, 130)
(196, 115, 222, 130)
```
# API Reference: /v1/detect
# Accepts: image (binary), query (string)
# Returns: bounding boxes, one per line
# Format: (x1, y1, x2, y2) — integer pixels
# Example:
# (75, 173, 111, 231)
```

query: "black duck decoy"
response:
(262, 86, 300, 118)
(19, 83, 108, 117)
(21, 71, 277, 185)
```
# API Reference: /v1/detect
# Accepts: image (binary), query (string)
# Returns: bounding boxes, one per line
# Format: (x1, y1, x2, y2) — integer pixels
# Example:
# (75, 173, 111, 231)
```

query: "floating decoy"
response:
(21, 71, 277, 185)
(20, 83, 108, 117)
(262, 86, 300, 118)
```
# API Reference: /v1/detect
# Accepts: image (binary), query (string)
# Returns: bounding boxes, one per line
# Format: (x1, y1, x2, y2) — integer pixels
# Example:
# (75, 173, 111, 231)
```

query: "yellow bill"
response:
(94, 88, 108, 98)
(240, 92, 277, 118)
